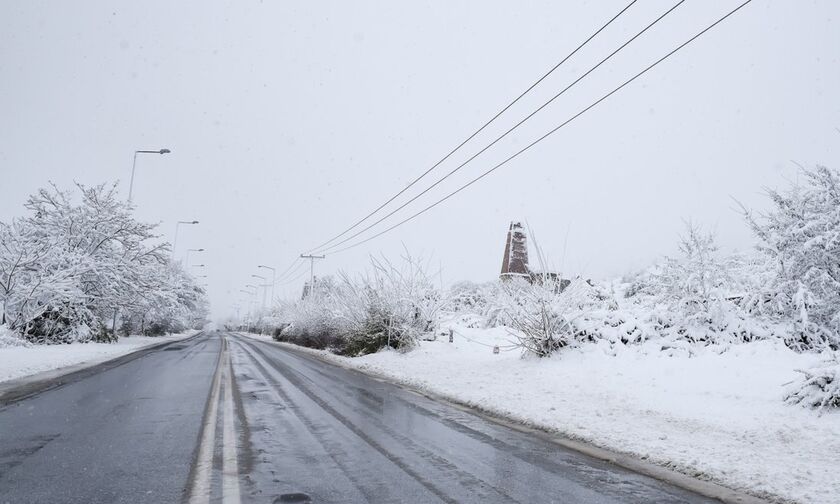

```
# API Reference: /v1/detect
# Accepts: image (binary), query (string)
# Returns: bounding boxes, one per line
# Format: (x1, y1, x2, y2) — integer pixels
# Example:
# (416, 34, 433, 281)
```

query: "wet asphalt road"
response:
(0, 332, 723, 503)
(0, 334, 220, 504)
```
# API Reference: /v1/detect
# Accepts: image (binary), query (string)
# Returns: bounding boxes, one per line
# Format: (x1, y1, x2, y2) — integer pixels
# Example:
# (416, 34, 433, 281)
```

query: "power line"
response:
(277, 258, 300, 278)
(330, 0, 754, 255)
(269, 255, 306, 300)
(315, 0, 686, 255)
(304, 0, 640, 254)
(275, 258, 305, 283)
(278, 265, 309, 286)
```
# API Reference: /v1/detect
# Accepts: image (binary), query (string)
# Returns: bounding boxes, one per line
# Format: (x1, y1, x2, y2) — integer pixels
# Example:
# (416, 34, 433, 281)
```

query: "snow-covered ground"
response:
(0, 330, 199, 384)
(246, 329, 840, 504)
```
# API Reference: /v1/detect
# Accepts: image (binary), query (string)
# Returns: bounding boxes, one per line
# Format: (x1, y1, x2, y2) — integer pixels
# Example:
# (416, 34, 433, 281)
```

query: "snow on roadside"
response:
(0, 330, 199, 384)
(245, 330, 840, 504)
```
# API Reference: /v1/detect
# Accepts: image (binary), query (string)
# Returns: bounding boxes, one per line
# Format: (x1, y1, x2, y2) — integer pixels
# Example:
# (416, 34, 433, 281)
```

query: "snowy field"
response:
(245, 329, 840, 504)
(0, 330, 199, 384)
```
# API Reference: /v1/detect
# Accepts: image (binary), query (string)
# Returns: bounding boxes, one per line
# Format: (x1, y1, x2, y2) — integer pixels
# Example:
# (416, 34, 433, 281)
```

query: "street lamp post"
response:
(129, 148, 171, 202)
(173, 220, 199, 257)
(185, 248, 205, 266)
(251, 274, 267, 309)
(258, 265, 276, 305)
(239, 289, 255, 326)
(245, 283, 260, 327)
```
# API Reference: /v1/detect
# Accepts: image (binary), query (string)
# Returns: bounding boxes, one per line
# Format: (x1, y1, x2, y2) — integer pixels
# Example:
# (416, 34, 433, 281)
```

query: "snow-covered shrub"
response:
(268, 253, 442, 356)
(23, 301, 96, 344)
(624, 223, 770, 346)
(446, 281, 494, 314)
(276, 291, 343, 349)
(568, 308, 656, 346)
(507, 292, 572, 356)
(503, 278, 606, 357)
(785, 353, 840, 412)
(446, 313, 486, 329)
(332, 253, 442, 355)
(743, 165, 840, 350)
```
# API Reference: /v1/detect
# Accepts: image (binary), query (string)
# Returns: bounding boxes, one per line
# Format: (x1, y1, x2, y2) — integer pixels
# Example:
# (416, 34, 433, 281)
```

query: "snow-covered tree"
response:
(744, 165, 840, 350)
(647, 223, 730, 325)
(0, 216, 90, 340)
(621, 222, 774, 345)
(0, 182, 208, 343)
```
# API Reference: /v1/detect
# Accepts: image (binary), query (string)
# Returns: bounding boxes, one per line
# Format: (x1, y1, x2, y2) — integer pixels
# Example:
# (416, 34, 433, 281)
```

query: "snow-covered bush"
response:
(332, 254, 442, 355)
(445, 280, 520, 329)
(624, 223, 771, 346)
(266, 253, 442, 356)
(743, 165, 840, 350)
(276, 290, 343, 349)
(501, 278, 613, 357)
(504, 280, 576, 357)
(784, 353, 840, 412)
(568, 307, 655, 346)
(446, 280, 495, 315)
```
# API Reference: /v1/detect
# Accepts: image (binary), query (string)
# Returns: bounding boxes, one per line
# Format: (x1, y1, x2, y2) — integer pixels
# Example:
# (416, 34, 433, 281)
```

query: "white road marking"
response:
(222, 340, 242, 504)
(188, 338, 224, 504)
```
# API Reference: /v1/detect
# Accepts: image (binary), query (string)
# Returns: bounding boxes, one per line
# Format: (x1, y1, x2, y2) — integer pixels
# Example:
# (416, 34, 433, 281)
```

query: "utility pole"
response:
(300, 254, 325, 297)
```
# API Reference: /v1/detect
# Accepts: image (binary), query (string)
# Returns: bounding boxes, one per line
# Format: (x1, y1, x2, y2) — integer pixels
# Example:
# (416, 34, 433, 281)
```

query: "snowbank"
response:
(252, 329, 840, 504)
(0, 330, 199, 384)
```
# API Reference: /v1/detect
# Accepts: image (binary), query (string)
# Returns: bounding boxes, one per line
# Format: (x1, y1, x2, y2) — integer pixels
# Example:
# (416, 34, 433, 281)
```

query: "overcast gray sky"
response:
(1, 1, 838, 318)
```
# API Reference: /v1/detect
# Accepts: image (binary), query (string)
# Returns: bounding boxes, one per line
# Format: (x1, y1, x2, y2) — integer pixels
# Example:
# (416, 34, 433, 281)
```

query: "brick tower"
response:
(500, 222, 529, 280)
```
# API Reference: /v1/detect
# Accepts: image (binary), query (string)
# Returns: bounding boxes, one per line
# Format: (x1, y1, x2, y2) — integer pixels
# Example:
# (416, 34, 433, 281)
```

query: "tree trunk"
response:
(112, 308, 118, 341)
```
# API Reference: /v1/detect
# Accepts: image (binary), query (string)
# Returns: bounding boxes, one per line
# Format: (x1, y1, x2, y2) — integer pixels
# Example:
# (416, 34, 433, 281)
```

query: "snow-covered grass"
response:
(247, 327, 839, 504)
(0, 330, 199, 384)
